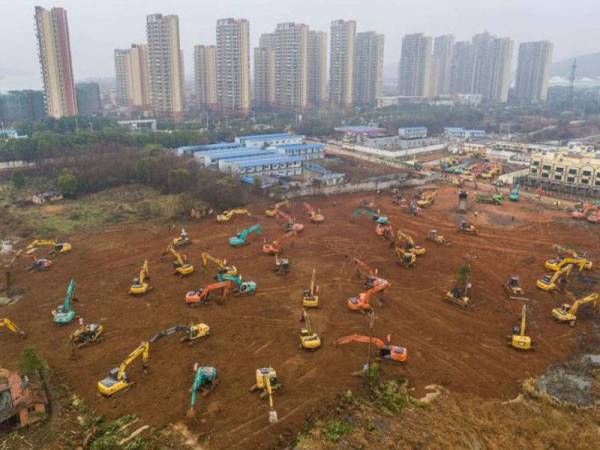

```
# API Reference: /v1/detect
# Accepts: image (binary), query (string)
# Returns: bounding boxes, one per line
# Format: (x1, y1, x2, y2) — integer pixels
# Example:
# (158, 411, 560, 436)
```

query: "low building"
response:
(304, 162, 345, 185)
(235, 133, 304, 148)
(444, 127, 486, 139)
(117, 119, 157, 132)
(32, 191, 63, 205)
(398, 127, 428, 139)
(220, 154, 303, 177)
(270, 143, 324, 160)
(0, 129, 22, 140)
(0, 369, 48, 429)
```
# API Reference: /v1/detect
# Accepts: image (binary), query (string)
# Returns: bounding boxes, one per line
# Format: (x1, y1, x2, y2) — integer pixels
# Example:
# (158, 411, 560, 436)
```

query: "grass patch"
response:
(323, 418, 353, 443)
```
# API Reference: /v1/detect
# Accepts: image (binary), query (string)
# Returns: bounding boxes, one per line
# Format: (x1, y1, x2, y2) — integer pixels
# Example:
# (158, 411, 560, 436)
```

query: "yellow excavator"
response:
(171, 229, 191, 248)
(27, 239, 71, 255)
(416, 190, 437, 208)
(458, 220, 477, 235)
(217, 208, 251, 223)
(536, 264, 573, 292)
(299, 310, 321, 350)
(545, 245, 592, 272)
(129, 259, 151, 295)
(445, 264, 472, 308)
(552, 293, 598, 326)
(265, 199, 289, 217)
(70, 322, 104, 358)
(394, 230, 426, 255)
(0, 318, 26, 338)
(250, 367, 281, 398)
(98, 341, 150, 396)
(201, 252, 238, 279)
(302, 268, 319, 308)
(508, 304, 533, 350)
(168, 246, 194, 276)
(393, 243, 416, 268)
(427, 229, 450, 245)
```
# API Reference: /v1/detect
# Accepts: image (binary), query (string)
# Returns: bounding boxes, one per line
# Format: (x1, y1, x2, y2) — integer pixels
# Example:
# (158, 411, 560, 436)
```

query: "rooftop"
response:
(236, 133, 303, 141)
(225, 155, 303, 168)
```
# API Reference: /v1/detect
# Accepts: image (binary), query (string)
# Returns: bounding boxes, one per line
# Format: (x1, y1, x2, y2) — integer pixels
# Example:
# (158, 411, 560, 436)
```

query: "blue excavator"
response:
(352, 208, 389, 225)
(53, 279, 77, 325)
(229, 224, 262, 247)
(186, 364, 218, 417)
(509, 184, 520, 202)
(220, 273, 257, 295)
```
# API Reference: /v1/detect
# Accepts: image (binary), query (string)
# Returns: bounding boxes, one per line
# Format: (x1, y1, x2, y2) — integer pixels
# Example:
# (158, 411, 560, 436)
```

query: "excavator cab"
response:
(445, 287, 470, 308)
(458, 221, 477, 235)
(71, 323, 104, 348)
(250, 368, 281, 398)
(50, 242, 71, 255)
(380, 345, 408, 362)
(506, 276, 524, 296)
(300, 328, 321, 350)
(172, 229, 191, 247)
(273, 255, 290, 275)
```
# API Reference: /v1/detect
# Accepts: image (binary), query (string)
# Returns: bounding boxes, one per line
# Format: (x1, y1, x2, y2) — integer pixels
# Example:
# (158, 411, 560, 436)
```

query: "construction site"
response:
(1, 183, 599, 449)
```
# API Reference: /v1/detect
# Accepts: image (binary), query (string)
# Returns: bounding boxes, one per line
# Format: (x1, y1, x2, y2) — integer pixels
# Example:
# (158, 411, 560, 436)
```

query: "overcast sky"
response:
(1, 0, 599, 89)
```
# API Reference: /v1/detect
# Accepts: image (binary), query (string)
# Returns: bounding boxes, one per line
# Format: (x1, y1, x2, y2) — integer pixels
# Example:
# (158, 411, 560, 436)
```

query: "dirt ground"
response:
(1, 185, 599, 450)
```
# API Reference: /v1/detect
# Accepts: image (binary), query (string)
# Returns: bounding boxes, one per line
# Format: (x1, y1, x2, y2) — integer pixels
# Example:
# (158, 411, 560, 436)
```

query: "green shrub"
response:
(18, 346, 50, 379)
(323, 418, 352, 443)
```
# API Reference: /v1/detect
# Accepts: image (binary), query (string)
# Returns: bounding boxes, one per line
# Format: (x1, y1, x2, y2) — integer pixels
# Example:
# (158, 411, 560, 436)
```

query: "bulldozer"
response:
(187, 364, 219, 417)
(217, 208, 251, 223)
(149, 323, 210, 345)
(229, 224, 262, 247)
(299, 310, 321, 350)
(201, 252, 238, 280)
(508, 304, 533, 350)
(97, 341, 149, 397)
(505, 275, 528, 300)
(53, 279, 77, 325)
(0, 318, 26, 338)
(70, 321, 104, 358)
(171, 229, 191, 248)
(250, 367, 281, 398)
(303, 202, 325, 223)
(536, 264, 573, 292)
(445, 264, 471, 308)
(427, 229, 450, 245)
(336, 334, 407, 363)
(545, 245, 592, 272)
(552, 292, 598, 326)
(27, 239, 71, 255)
(168, 246, 194, 276)
(458, 220, 477, 235)
(265, 199, 289, 217)
(129, 260, 151, 295)
(273, 254, 290, 275)
(347, 278, 391, 311)
(302, 268, 319, 308)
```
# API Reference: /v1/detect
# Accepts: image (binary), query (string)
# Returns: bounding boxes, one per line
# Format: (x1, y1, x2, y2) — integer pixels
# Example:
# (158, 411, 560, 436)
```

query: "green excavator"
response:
(186, 364, 219, 417)
(352, 208, 389, 225)
(229, 224, 262, 247)
(53, 279, 77, 325)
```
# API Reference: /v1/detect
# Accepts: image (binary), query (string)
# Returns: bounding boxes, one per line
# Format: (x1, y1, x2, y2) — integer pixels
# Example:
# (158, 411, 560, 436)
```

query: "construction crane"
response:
(394, 230, 426, 255)
(52, 279, 77, 325)
(185, 281, 233, 306)
(0, 318, 26, 338)
(217, 208, 251, 223)
(336, 334, 407, 363)
(445, 264, 471, 308)
(187, 364, 219, 417)
(171, 229, 191, 248)
(299, 310, 321, 350)
(70, 321, 104, 357)
(303, 202, 325, 223)
(229, 224, 262, 247)
(129, 260, 150, 295)
(265, 199, 289, 217)
(302, 268, 319, 308)
(347, 278, 391, 311)
(509, 184, 521, 202)
(276, 209, 304, 233)
(97, 341, 150, 396)
(427, 229, 450, 245)
(416, 190, 437, 208)
(149, 323, 210, 345)
(352, 208, 389, 225)
(201, 252, 237, 280)
(26, 239, 71, 255)
(508, 304, 533, 350)
(262, 231, 295, 255)
(168, 246, 194, 276)
(545, 245, 592, 272)
(273, 254, 290, 275)
(537, 264, 574, 292)
(552, 293, 598, 326)
(458, 220, 477, 235)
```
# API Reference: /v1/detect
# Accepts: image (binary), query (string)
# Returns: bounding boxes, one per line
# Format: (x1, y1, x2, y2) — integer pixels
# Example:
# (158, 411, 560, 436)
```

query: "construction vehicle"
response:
(220, 274, 257, 295)
(25, 255, 53, 271)
(552, 293, 598, 326)
(352, 258, 384, 289)
(457, 191, 468, 214)
(265, 199, 289, 217)
(505, 276, 528, 300)
(250, 367, 281, 398)
(347, 278, 391, 311)
(201, 252, 238, 280)
(97, 341, 149, 396)
(394, 230, 426, 255)
(229, 224, 262, 247)
(52, 279, 77, 325)
(572, 203, 597, 220)
(458, 220, 477, 235)
(375, 222, 393, 238)
(303, 202, 325, 223)
(302, 268, 319, 308)
(476, 193, 503, 205)
(336, 334, 407, 363)
(352, 208, 389, 225)
(217, 208, 251, 223)
(0, 318, 26, 338)
(70, 321, 104, 356)
(27, 239, 71, 255)
(187, 364, 219, 417)
(185, 281, 232, 306)
(394, 244, 416, 268)
(427, 229, 450, 245)
(509, 184, 521, 202)
(129, 260, 150, 295)
(587, 209, 600, 224)
(416, 190, 437, 208)
(536, 263, 573, 292)
(262, 231, 294, 255)
(273, 254, 290, 275)
(276, 209, 304, 233)
(171, 229, 191, 248)
(168, 246, 194, 276)
(508, 304, 533, 350)
(545, 245, 592, 272)
(149, 323, 210, 345)
(445, 264, 471, 308)
(299, 310, 321, 350)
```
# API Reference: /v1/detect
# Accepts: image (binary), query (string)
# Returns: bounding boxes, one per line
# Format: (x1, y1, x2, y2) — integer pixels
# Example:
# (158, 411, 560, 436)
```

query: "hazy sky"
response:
(1, 0, 599, 89)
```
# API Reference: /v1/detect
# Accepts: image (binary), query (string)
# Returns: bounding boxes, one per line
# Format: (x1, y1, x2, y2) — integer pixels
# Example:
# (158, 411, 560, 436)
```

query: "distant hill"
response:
(552, 52, 600, 78)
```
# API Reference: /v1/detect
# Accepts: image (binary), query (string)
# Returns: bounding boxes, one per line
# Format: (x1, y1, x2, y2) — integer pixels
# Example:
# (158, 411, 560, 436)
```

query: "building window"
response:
(555, 167, 564, 173)
(581, 179, 589, 185)
(531, 168, 538, 174)
(531, 160, 539, 166)
(567, 177, 575, 183)
(542, 165, 552, 171)
(541, 173, 549, 178)
(583, 170, 592, 176)
(568, 169, 578, 175)
(554, 175, 562, 180)
(596, 180, 600, 186)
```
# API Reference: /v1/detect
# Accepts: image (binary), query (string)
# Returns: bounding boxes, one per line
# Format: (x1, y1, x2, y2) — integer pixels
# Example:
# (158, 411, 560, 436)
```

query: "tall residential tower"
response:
(307, 30, 328, 107)
(354, 31, 384, 106)
(514, 41, 553, 103)
(274, 23, 308, 112)
(194, 45, 217, 110)
(398, 33, 432, 97)
(114, 44, 150, 111)
(329, 20, 356, 109)
(432, 34, 455, 96)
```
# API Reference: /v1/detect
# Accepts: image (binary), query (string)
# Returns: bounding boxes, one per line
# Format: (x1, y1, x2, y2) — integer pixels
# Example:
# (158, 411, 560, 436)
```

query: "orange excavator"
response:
(185, 281, 232, 306)
(347, 278, 391, 311)
(352, 258, 385, 288)
(276, 209, 304, 233)
(336, 334, 407, 362)
(572, 203, 597, 220)
(262, 231, 295, 255)
(303, 202, 325, 224)
(375, 221, 393, 238)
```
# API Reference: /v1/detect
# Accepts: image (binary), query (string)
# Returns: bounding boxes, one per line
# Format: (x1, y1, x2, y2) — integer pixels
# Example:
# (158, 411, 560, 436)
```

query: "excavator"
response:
(353, 258, 384, 289)
(149, 323, 210, 345)
(70, 321, 104, 357)
(572, 203, 597, 220)
(220, 274, 257, 296)
(229, 224, 262, 247)
(302, 268, 319, 308)
(276, 209, 304, 233)
(250, 367, 281, 399)
(394, 230, 426, 255)
(476, 193, 503, 205)
(53, 279, 77, 325)
(393, 243, 416, 268)
(25, 255, 53, 271)
(552, 293, 598, 326)
(416, 190, 437, 208)
(508, 304, 533, 350)
(545, 245, 592, 272)
(171, 229, 191, 248)
(352, 208, 389, 225)
(273, 254, 290, 275)
(168, 246, 194, 276)
(27, 239, 71, 255)
(336, 334, 407, 363)
(0, 318, 26, 338)
(129, 260, 151, 295)
(217, 208, 251, 223)
(303, 202, 325, 223)
(186, 281, 232, 306)
(201, 252, 238, 280)
(427, 229, 450, 245)
(509, 184, 521, 202)
(262, 231, 294, 255)
(97, 341, 149, 396)
(299, 310, 321, 350)
(587, 209, 600, 224)
(375, 221, 393, 238)
(445, 264, 471, 308)
(265, 199, 289, 217)
(458, 220, 477, 235)
(505, 275, 528, 300)
(347, 278, 391, 311)
(537, 263, 573, 292)
(187, 364, 219, 417)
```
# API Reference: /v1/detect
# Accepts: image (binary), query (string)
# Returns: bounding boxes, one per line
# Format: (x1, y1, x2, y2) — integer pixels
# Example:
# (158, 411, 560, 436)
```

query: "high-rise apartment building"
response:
(114, 49, 130, 107)
(398, 33, 432, 97)
(354, 32, 384, 106)
(329, 20, 356, 108)
(216, 18, 251, 116)
(34, 6, 77, 118)
(307, 31, 328, 107)
(254, 45, 276, 110)
(194, 45, 218, 110)
(514, 41, 553, 103)
(259, 33, 276, 49)
(146, 14, 184, 120)
(273, 23, 308, 112)
(449, 41, 474, 94)
(432, 34, 455, 96)
(471, 32, 513, 102)
(114, 44, 151, 110)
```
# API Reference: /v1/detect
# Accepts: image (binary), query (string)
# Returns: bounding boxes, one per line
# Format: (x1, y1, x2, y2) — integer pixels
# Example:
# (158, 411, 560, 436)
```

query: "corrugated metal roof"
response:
(227, 155, 303, 168)
(199, 148, 279, 159)
(237, 133, 304, 141)
(275, 143, 324, 150)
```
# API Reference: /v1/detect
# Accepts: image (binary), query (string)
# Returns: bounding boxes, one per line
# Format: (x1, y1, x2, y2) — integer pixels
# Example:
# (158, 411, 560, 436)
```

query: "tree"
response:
(19, 346, 50, 379)
(11, 171, 26, 189)
(57, 170, 79, 197)
(167, 168, 192, 194)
